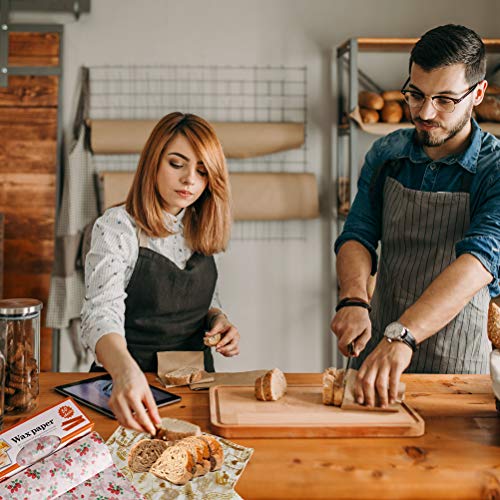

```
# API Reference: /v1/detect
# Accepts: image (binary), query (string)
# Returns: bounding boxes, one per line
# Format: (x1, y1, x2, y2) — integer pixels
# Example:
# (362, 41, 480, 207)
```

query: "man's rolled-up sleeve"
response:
(334, 141, 384, 275)
(456, 169, 500, 296)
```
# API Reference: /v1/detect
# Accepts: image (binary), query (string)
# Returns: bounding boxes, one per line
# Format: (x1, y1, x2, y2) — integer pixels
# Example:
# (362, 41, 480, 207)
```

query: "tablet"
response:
(54, 374, 181, 419)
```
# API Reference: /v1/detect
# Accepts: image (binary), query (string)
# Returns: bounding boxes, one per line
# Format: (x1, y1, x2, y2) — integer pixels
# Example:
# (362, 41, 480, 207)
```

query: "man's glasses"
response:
(400, 77, 479, 113)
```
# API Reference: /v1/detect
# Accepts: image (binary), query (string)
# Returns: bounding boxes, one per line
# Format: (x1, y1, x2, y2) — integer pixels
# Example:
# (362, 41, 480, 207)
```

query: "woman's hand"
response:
(205, 313, 240, 357)
(95, 333, 161, 434)
(108, 363, 162, 434)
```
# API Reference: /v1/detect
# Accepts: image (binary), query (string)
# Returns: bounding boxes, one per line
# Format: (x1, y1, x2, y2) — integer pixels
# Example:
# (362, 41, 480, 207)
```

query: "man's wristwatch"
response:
(383, 322, 417, 352)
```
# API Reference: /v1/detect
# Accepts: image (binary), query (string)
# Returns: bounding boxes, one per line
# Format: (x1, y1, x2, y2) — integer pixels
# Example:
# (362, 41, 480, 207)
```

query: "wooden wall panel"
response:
(0, 76, 59, 107)
(1, 31, 61, 371)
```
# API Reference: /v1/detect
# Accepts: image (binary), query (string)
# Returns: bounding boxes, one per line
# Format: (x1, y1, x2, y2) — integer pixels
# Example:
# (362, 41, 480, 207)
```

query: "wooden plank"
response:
(4, 239, 54, 274)
(209, 385, 424, 438)
(0, 108, 57, 173)
(3, 271, 50, 301)
(40, 327, 52, 372)
(2, 206, 55, 241)
(0, 173, 55, 207)
(0, 76, 58, 107)
(8, 32, 60, 66)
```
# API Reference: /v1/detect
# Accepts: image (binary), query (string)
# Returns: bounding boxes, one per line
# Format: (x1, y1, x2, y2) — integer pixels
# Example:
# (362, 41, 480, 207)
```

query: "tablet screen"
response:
(54, 375, 181, 419)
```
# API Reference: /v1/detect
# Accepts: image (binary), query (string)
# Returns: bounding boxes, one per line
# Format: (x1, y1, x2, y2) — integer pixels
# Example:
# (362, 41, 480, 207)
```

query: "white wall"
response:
(13, 0, 499, 372)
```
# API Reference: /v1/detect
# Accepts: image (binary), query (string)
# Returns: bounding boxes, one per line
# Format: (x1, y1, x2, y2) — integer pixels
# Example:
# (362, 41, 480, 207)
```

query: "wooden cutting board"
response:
(209, 385, 424, 438)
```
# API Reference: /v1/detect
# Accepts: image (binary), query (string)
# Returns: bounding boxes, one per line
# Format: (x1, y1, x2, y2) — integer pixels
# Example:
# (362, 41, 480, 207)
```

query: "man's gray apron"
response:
(352, 159, 490, 374)
(91, 229, 217, 373)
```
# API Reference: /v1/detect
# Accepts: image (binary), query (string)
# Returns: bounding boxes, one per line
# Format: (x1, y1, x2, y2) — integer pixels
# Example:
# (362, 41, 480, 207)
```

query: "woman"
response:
(81, 112, 240, 434)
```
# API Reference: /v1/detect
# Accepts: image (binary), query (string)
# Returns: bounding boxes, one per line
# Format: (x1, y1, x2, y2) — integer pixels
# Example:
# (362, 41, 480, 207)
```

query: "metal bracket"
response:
(0, 0, 9, 87)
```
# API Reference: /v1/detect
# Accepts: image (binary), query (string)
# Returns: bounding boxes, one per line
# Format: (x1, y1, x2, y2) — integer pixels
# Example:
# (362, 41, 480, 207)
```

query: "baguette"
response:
(163, 367, 203, 385)
(358, 91, 384, 110)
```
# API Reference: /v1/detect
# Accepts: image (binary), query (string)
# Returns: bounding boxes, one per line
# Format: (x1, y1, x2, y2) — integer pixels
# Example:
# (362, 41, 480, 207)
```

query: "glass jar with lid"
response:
(0, 299, 42, 414)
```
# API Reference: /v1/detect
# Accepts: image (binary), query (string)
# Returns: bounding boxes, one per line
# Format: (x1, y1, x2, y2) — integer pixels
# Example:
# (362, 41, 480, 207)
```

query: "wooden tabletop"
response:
(6, 372, 500, 499)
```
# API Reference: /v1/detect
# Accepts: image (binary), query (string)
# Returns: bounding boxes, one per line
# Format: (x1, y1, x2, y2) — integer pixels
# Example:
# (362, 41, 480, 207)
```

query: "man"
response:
(331, 24, 500, 408)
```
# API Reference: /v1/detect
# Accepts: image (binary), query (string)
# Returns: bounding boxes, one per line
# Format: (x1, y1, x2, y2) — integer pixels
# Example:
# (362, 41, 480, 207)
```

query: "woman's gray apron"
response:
(352, 159, 490, 374)
(91, 230, 217, 373)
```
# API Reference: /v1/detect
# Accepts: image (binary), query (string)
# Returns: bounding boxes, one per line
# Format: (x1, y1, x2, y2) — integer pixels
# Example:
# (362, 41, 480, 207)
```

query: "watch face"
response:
(385, 322, 405, 340)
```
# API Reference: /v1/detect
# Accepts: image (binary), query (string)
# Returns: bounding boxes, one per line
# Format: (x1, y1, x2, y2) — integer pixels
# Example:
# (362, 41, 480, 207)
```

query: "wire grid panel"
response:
(89, 65, 308, 240)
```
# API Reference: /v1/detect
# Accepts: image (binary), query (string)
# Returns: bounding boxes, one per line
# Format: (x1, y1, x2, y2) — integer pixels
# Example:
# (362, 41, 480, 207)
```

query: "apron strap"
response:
(137, 227, 148, 248)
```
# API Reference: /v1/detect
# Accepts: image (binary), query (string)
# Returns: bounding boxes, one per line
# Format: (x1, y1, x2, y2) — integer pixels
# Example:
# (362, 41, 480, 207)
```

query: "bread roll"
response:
(150, 444, 196, 485)
(358, 91, 384, 110)
(163, 367, 203, 385)
(204, 333, 221, 347)
(360, 108, 379, 124)
(254, 368, 287, 401)
(488, 302, 500, 349)
(154, 417, 201, 441)
(128, 439, 170, 473)
(475, 96, 500, 122)
(486, 84, 500, 95)
(381, 90, 405, 102)
(380, 101, 403, 123)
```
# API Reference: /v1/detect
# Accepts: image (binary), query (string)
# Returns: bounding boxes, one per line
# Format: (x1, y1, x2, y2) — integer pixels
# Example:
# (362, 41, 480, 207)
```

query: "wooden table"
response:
(6, 373, 500, 499)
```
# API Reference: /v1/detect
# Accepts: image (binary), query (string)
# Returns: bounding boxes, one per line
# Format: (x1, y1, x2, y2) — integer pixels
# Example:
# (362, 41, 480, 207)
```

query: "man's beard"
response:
(413, 104, 473, 147)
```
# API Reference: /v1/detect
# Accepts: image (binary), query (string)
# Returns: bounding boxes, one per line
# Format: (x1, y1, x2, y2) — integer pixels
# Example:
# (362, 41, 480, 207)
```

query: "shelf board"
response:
(342, 121, 499, 138)
(339, 37, 500, 53)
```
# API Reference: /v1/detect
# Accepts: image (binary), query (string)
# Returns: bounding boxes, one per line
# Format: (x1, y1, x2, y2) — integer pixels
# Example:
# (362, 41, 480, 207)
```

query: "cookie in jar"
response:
(0, 299, 42, 414)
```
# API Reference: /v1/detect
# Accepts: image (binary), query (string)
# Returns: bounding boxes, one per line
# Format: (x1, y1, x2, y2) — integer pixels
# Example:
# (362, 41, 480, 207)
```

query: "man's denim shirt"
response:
(335, 119, 500, 296)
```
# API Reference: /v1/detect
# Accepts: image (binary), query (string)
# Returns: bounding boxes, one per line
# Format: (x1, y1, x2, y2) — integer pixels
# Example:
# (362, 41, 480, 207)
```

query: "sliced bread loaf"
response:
(254, 375, 265, 401)
(177, 436, 211, 477)
(164, 367, 203, 386)
(150, 444, 196, 485)
(127, 439, 170, 473)
(154, 417, 201, 441)
(204, 333, 221, 347)
(322, 367, 345, 407)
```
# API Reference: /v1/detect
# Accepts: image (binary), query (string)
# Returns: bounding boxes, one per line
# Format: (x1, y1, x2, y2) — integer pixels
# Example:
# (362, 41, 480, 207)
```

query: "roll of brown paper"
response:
(98, 171, 319, 221)
(89, 120, 305, 158)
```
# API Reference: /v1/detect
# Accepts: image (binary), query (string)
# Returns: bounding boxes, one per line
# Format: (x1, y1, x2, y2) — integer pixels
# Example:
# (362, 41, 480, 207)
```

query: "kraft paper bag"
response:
(156, 351, 215, 388)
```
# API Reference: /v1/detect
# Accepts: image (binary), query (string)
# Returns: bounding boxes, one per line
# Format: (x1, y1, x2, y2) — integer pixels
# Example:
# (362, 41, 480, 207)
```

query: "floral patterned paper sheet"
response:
(106, 426, 254, 500)
(0, 432, 143, 500)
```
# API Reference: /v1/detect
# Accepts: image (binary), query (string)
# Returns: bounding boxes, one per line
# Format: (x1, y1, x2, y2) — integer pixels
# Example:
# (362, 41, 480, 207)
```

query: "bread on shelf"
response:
(359, 108, 379, 124)
(380, 101, 403, 123)
(358, 91, 384, 110)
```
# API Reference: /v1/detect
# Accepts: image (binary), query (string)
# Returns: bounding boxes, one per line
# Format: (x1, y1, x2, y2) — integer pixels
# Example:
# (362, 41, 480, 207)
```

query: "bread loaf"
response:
(180, 436, 212, 476)
(163, 367, 203, 385)
(150, 444, 196, 485)
(127, 439, 170, 473)
(204, 333, 221, 347)
(322, 367, 345, 407)
(381, 90, 405, 102)
(255, 368, 287, 401)
(199, 434, 224, 471)
(154, 417, 201, 441)
(358, 91, 384, 110)
(360, 108, 379, 124)
(475, 96, 500, 122)
(380, 101, 403, 123)
(488, 302, 500, 349)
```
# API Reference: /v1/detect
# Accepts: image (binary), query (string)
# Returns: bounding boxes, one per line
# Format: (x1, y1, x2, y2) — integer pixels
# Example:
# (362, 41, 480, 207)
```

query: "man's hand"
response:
(354, 338, 413, 407)
(330, 307, 372, 357)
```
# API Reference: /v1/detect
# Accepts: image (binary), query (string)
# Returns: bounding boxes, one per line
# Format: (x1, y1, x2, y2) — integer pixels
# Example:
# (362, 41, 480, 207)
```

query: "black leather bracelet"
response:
(335, 297, 372, 313)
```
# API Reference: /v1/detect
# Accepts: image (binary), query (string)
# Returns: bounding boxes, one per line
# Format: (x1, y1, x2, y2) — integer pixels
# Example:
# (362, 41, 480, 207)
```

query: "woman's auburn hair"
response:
(125, 112, 231, 255)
